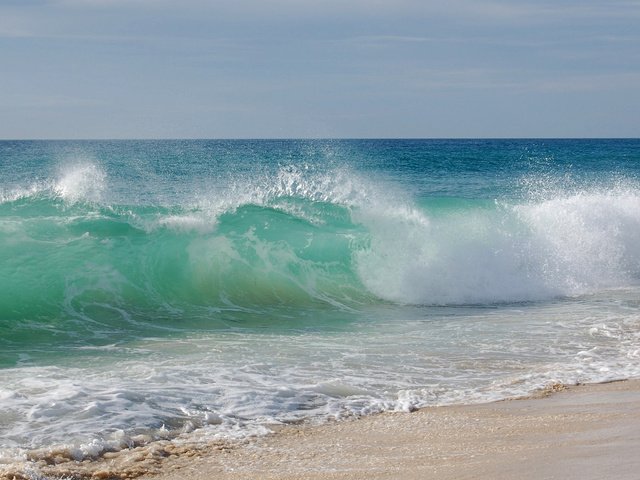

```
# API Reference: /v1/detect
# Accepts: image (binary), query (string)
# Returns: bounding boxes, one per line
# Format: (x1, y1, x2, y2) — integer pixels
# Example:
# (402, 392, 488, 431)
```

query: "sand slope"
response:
(137, 380, 640, 480)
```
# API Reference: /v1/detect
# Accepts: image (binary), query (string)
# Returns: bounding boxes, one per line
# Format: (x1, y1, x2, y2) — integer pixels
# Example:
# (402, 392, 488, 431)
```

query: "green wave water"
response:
(0, 197, 370, 362)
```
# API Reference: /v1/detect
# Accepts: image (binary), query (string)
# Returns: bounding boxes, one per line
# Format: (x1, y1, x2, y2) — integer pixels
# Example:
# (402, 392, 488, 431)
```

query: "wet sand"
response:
(4, 380, 639, 480)
(138, 379, 640, 480)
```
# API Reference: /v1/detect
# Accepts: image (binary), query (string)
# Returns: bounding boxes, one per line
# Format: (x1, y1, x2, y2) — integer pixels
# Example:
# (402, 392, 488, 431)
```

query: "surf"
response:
(2, 159, 640, 319)
(2, 139, 640, 477)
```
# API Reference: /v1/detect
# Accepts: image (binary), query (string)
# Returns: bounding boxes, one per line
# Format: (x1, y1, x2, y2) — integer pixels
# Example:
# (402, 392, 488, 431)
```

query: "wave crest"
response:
(356, 187, 640, 305)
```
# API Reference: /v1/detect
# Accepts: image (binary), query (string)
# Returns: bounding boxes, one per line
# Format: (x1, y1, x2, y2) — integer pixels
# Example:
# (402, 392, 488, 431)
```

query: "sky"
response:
(0, 0, 639, 139)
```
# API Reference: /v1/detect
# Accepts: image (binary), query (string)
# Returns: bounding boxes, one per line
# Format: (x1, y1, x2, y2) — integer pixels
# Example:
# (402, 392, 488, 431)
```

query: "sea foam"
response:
(355, 184, 640, 305)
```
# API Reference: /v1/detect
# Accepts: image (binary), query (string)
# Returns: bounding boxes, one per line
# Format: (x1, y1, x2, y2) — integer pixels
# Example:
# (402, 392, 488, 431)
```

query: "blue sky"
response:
(1, 0, 639, 138)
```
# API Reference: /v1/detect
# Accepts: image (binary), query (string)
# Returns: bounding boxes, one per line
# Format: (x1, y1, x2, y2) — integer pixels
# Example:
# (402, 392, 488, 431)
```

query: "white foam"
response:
(187, 163, 383, 221)
(2, 290, 640, 477)
(0, 160, 108, 207)
(54, 162, 106, 204)
(516, 190, 640, 291)
(156, 214, 217, 233)
(355, 187, 640, 305)
(0, 184, 46, 204)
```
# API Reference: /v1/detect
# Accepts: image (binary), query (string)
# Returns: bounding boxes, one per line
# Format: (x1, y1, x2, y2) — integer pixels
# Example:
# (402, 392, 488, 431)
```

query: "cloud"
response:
(332, 65, 640, 95)
(4, 0, 639, 43)
(1, 0, 638, 138)
(0, 94, 106, 109)
(43, 0, 640, 22)
(439, 0, 640, 21)
(535, 72, 640, 93)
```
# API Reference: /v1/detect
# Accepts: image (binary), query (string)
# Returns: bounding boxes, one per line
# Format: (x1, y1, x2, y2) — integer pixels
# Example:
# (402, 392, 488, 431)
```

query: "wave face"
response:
(2, 139, 640, 474)
(2, 140, 640, 351)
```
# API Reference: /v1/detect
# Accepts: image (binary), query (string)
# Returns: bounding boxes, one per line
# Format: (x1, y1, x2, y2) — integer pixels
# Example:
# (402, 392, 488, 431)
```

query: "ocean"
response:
(1, 139, 639, 476)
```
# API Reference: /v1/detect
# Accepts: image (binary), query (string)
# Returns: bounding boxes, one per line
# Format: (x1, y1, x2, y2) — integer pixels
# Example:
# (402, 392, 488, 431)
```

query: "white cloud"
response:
(5, 0, 639, 42)
(535, 72, 640, 93)
(0, 94, 106, 109)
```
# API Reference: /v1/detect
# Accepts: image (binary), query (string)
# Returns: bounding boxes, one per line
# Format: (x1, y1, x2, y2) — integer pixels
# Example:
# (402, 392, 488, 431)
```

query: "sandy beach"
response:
(137, 379, 640, 480)
(9, 379, 636, 480)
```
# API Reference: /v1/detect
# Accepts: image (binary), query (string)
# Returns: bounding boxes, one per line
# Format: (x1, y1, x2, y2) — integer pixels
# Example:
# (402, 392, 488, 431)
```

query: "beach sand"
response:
(139, 379, 640, 480)
(5, 380, 639, 480)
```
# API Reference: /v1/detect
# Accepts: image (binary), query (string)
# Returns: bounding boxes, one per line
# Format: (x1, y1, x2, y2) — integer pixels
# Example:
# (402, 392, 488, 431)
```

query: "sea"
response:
(1, 139, 639, 476)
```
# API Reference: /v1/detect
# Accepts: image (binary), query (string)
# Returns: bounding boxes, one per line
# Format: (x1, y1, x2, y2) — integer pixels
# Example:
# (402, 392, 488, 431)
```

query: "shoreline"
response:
(148, 379, 640, 480)
(7, 379, 637, 480)
(140, 379, 640, 480)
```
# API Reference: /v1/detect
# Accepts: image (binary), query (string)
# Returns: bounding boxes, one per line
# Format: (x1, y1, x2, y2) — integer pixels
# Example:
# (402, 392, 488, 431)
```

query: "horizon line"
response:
(1, 136, 638, 142)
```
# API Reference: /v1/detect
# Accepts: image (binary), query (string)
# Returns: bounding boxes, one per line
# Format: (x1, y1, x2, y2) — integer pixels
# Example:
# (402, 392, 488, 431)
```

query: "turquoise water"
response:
(1, 139, 640, 473)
